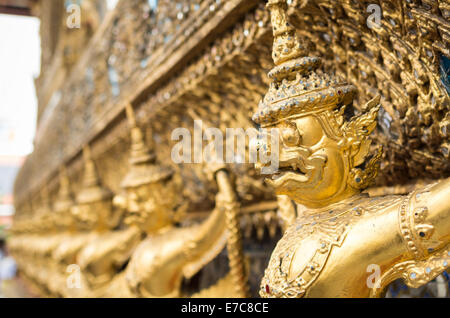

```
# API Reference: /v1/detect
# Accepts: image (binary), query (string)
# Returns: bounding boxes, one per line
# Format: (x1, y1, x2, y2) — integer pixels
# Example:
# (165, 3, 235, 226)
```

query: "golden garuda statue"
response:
(6, 0, 449, 299)
(254, 0, 450, 298)
(77, 103, 248, 298)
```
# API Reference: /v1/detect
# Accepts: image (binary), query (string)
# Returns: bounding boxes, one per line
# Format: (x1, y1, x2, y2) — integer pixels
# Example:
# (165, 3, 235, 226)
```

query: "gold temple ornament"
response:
(5, 0, 449, 298)
(254, 0, 450, 298)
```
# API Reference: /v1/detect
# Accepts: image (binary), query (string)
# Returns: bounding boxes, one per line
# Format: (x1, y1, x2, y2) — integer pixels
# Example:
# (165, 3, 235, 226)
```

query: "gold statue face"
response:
(122, 176, 181, 233)
(259, 114, 355, 208)
(71, 200, 112, 231)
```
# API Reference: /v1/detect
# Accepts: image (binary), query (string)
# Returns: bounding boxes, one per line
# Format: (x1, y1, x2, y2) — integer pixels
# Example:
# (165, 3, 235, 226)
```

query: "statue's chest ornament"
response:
(261, 196, 402, 298)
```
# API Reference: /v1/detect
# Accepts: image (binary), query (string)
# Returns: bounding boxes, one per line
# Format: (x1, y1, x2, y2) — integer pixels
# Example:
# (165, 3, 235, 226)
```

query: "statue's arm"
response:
(306, 179, 450, 297)
(366, 178, 450, 296)
(182, 169, 236, 278)
(414, 178, 450, 255)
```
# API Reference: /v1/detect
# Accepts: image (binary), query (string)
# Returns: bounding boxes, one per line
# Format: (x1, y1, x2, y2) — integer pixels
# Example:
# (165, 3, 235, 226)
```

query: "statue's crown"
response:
(254, 0, 383, 190)
(121, 103, 173, 189)
(252, 0, 356, 127)
(77, 146, 113, 204)
(54, 166, 74, 213)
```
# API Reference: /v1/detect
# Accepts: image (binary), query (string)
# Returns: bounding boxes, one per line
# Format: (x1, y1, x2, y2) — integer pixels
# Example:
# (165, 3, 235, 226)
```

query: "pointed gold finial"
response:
(54, 166, 74, 213)
(120, 103, 172, 188)
(267, 0, 306, 65)
(125, 102, 137, 127)
(77, 145, 112, 204)
(125, 103, 156, 166)
(253, 0, 358, 127)
(82, 145, 100, 188)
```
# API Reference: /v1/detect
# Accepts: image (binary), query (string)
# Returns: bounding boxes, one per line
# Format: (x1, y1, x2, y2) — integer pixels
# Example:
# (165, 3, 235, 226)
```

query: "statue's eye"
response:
(281, 126, 301, 146)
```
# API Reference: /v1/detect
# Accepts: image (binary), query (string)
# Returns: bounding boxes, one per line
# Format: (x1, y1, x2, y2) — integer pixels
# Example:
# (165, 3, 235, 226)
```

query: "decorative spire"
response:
(252, 0, 357, 127)
(58, 166, 71, 198)
(267, 0, 306, 65)
(54, 166, 74, 212)
(125, 103, 156, 165)
(82, 146, 100, 188)
(77, 145, 112, 204)
(120, 103, 173, 188)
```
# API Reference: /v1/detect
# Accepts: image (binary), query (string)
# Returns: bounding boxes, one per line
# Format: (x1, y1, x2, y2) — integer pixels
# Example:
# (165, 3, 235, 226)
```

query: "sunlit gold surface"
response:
(257, 0, 450, 298)
(7, 0, 450, 298)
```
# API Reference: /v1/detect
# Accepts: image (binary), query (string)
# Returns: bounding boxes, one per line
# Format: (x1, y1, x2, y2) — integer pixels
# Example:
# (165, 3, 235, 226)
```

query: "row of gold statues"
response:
(9, 0, 450, 298)
(9, 100, 249, 298)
